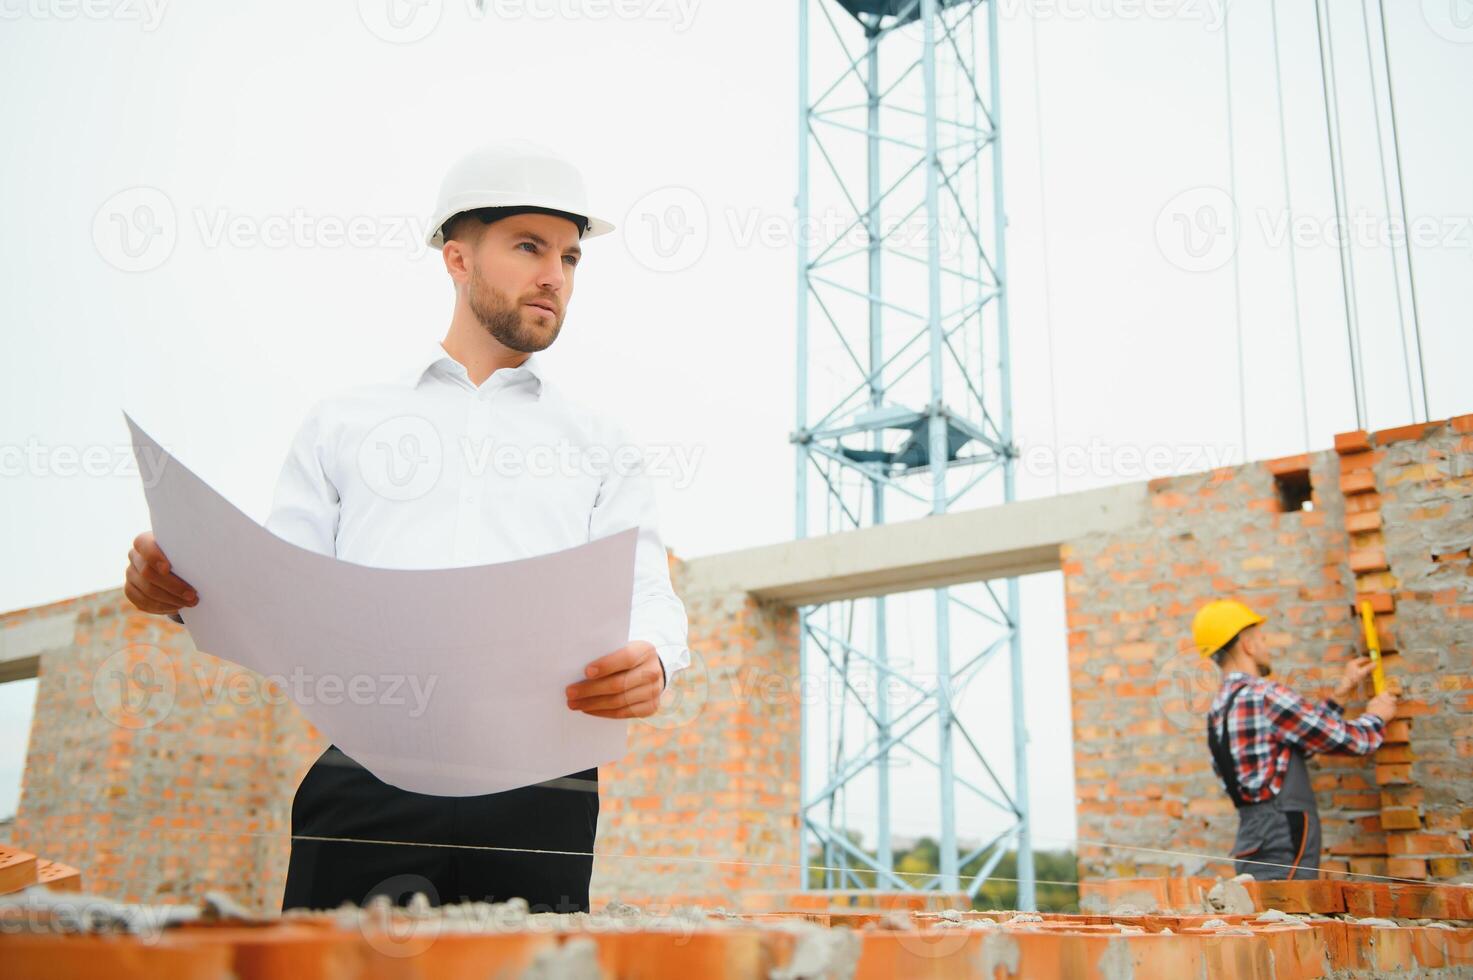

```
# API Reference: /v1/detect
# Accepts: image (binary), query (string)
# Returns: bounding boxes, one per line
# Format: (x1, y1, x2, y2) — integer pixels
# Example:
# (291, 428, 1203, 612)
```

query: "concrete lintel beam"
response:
(683, 482, 1147, 605)
(0, 610, 78, 683)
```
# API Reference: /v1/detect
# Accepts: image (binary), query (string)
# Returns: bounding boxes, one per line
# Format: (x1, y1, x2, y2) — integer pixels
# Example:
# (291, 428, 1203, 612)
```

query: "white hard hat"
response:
(425, 139, 615, 250)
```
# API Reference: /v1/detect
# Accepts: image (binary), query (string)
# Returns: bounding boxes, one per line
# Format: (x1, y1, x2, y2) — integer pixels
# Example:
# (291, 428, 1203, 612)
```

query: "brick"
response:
(1386, 833, 1469, 856)
(1376, 764, 1414, 785)
(1266, 453, 1312, 476)
(0, 844, 38, 895)
(1339, 449, 1385, 473)
(1335, 429, 1371, 453)
(1395, 699, 1434, 718)
(1344, 510, 1383, 534)
(1333, 791, 1381, 809)
(1428, 857, 1462, 879)
(1340, 470, 1377, 495)
(34, 858, 81, 893)
(1381, 719, 1413, 744)
(1386, 858, 1429, 879)
(1386, 462, 1446, 486)
(1376, 744, 1416, 764)
(1379, 807, 1423, 831)
(1114, 642, 1158, 661)
(1341, 881, 1473, 919)
(1359, 591, 1395, 615)
(1381, 786, 1425, 809)
(1242, 879, 1345, 914)
(1374, 421, 1435, 445)
(1348, 548, 1389, 574)
(1330, 834, 1389, 856)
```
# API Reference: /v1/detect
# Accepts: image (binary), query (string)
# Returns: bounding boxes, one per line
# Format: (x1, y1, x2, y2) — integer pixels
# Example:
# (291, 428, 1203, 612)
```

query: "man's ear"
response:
(442, 239, 468, 282)
(443, 230, 485, 283)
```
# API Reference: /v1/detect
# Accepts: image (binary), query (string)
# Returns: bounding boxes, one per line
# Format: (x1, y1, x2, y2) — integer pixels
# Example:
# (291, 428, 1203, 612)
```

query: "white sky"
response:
(2, 0, 1470, 864)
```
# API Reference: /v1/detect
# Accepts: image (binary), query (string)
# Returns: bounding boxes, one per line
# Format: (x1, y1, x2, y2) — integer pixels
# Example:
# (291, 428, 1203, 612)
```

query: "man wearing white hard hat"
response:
(124, 140, 690, 913)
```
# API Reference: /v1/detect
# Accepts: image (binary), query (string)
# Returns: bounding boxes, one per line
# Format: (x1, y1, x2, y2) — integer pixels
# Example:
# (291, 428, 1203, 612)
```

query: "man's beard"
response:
(467, 266, 561, 353)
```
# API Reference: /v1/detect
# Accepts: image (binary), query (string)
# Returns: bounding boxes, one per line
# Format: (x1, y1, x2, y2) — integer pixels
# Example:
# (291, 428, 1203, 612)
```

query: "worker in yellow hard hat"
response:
(1195, 599, 1397, 880)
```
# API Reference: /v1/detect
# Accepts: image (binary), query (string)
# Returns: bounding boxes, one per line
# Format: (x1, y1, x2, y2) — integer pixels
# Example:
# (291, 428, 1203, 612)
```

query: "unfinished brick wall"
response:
(592, 561, 802, 906)
(1065, 414, 1473, 884)
(4, 556, 802, 911)
(7, 590, 320, 908)
(1336, 418, 1473, 880)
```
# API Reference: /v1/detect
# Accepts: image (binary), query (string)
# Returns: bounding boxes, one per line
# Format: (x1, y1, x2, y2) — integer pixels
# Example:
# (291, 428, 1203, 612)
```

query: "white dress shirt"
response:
(257, 339, 690, 686)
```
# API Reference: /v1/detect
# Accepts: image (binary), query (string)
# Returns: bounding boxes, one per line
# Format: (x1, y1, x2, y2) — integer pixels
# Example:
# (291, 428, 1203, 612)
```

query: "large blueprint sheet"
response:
(124, 412, 633, 796)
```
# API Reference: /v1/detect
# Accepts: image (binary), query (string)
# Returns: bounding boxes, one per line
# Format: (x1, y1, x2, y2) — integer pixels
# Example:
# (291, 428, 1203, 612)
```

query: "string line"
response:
(41, 814, 1469, 895)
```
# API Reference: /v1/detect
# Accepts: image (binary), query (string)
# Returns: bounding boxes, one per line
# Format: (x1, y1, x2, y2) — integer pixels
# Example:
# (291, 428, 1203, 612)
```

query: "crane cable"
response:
(1222, 0, 1248, 458)
(1268, 0, 1312, 454)
(1357, 0, 1417, 424)
(1373, 0, 1431, 422)
(1314, 0, 1366, 431)
(1028, 0, 1061, 497)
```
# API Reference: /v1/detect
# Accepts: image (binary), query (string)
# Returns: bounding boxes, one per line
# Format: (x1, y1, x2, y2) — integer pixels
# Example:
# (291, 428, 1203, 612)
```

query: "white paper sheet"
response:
(124, 411, 633, 796)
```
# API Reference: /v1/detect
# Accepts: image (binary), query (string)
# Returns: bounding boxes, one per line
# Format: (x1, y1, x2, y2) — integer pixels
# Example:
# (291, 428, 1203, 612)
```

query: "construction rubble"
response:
(2, 866, 1472, 978)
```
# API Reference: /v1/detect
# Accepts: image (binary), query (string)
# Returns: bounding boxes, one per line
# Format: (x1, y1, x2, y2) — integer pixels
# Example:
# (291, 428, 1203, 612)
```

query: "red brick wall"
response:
(5, 556, 802, 911)
(8, 591, 321, 908)
(593, 559, 802, 906)
(1336, 418, 1473, 879)
(1064, 414, 1473, 884)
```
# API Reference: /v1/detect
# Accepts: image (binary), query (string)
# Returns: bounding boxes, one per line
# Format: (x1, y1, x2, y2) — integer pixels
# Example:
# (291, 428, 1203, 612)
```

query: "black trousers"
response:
(281, 745, 598, 913)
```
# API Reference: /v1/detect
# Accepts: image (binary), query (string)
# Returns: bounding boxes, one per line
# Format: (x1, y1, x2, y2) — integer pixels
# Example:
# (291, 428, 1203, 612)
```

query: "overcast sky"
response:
(3, 0, 1470, 866)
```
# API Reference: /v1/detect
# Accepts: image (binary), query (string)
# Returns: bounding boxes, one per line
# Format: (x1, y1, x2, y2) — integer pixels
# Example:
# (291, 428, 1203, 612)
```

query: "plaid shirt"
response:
(1208, 672, 1386, 803)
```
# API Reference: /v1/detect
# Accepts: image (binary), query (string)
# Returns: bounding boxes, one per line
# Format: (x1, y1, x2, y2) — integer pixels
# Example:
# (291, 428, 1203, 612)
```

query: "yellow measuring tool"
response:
(1359, 600, 1388, 695)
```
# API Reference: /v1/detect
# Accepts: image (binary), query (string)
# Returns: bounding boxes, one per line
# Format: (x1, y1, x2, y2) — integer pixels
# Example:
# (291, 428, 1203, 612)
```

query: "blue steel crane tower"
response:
(794, 0, 1034, 906)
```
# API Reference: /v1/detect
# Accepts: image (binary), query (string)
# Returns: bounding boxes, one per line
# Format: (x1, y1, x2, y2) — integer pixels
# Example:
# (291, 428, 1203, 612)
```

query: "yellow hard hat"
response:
(1192, 599, 1265, 658)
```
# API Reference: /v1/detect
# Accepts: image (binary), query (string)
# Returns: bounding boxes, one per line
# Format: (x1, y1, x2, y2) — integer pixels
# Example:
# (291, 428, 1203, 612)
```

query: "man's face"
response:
(457, 212, 583, 353)
(1239, 625, 1272, 677)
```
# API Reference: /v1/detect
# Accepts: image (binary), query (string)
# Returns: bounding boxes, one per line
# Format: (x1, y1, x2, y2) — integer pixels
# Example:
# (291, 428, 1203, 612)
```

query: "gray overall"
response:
(1209, 684, 1322, 881)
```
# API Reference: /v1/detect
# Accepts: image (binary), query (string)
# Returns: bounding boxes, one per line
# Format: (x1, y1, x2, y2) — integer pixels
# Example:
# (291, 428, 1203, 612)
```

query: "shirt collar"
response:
(404, 341, 546, 396)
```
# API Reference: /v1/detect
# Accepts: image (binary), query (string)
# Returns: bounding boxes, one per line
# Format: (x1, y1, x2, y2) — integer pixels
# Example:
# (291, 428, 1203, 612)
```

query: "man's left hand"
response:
(567, 641, 665, 719)
(1334, 656, 1376, 703)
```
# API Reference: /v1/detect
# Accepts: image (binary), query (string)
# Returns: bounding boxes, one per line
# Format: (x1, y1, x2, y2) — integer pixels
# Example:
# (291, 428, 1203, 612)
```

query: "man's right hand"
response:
(124, 531, 199, 616)
(1367, 691, 1399, 724)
